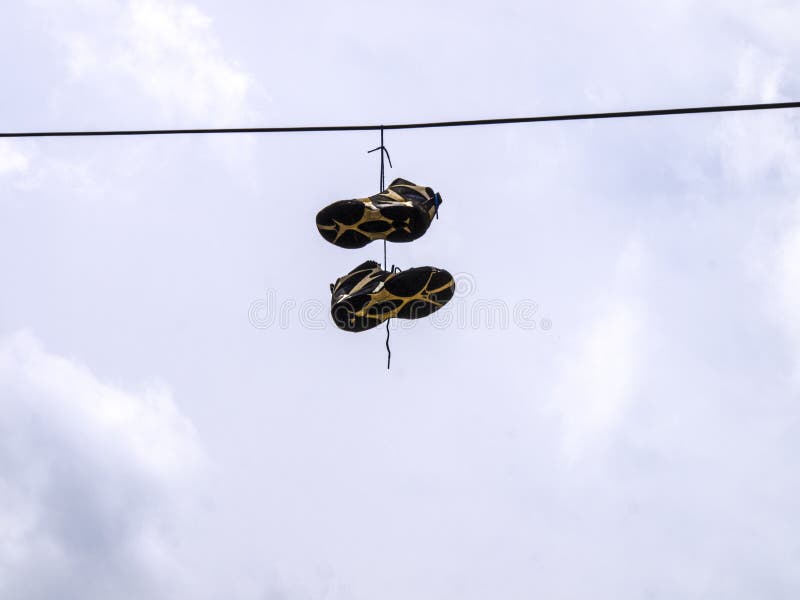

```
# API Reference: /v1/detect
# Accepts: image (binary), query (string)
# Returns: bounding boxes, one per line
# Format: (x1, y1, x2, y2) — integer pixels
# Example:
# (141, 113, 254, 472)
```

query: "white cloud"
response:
(773, 204, 800, 377)
(0, 141, 30, 176)
(0, 331, 202, 599)
(550, 239, 644, 458)
(54, 0, 259, 124)
(718, 43, 800, 379)
(9, 0, 263, 200)
(717, 47, 800, 187)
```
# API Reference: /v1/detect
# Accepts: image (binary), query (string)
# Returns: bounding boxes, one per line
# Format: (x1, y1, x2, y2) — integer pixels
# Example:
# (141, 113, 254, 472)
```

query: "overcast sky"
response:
(2, 1, 800, 598)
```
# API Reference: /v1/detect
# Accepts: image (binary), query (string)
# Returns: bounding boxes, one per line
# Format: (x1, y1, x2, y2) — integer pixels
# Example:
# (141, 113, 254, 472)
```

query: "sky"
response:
(1, 1, 800, 598)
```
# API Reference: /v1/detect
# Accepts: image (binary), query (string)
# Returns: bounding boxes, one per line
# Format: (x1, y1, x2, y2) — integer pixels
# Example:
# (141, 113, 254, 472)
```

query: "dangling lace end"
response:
(385, 320, 391, 370)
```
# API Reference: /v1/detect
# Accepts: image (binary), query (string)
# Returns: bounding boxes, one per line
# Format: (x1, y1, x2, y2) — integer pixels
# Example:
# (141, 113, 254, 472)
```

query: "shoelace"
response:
(368, 126, 393, 370)
(433, 192, 441, 220)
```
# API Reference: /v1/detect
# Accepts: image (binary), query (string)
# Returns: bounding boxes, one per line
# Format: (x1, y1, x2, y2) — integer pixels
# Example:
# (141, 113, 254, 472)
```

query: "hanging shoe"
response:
(316, 178, 442, 249)
(329, 260, 454, 332)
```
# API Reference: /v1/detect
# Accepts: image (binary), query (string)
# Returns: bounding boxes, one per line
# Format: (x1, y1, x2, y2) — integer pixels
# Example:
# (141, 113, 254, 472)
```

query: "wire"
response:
(1, 101, 798, 138)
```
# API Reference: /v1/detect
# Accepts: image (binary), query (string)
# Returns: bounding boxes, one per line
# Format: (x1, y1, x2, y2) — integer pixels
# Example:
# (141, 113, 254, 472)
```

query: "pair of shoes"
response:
(317, 178, 454, 332)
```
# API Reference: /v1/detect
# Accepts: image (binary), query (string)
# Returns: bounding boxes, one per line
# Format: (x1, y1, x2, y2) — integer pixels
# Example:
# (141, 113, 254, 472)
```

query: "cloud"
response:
(0, 331, 202, 600)
(7, 0, 264, 203)
(772, 204, 800, 378)
(549, 238, 644, 458)
(23, 0, 260, 125)
(717, 43, 800, 379)
(0, 142, 30, 176)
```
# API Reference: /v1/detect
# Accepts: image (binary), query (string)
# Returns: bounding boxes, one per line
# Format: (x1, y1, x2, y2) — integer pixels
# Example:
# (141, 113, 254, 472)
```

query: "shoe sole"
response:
(316, 200, 429, 249)
(331, 267, 455, 332)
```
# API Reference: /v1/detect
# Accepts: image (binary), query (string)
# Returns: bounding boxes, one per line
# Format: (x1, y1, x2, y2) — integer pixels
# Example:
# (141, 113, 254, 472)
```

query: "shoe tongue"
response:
(389, 177, 415, 187)
(332, 260, 384, 298)
(348, 260, 381, 274)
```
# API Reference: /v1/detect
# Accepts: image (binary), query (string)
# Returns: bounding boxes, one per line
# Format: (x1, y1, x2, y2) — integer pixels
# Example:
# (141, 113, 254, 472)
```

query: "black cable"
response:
(2, 101, 799, 138)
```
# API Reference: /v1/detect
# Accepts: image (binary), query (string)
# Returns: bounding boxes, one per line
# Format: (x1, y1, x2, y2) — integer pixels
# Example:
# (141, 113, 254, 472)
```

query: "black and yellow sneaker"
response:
(316, 178, 443, 249)
(330, 260, 455, 332)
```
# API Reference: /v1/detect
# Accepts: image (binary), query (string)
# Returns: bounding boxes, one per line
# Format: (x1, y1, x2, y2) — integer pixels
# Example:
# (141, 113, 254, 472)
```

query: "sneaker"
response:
(316, 178, 442, 249)
(330, 260, 455, 332)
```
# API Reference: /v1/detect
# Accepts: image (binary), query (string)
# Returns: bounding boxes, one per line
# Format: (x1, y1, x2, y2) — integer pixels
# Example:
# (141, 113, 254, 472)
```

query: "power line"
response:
(1, 101, 799, 139)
